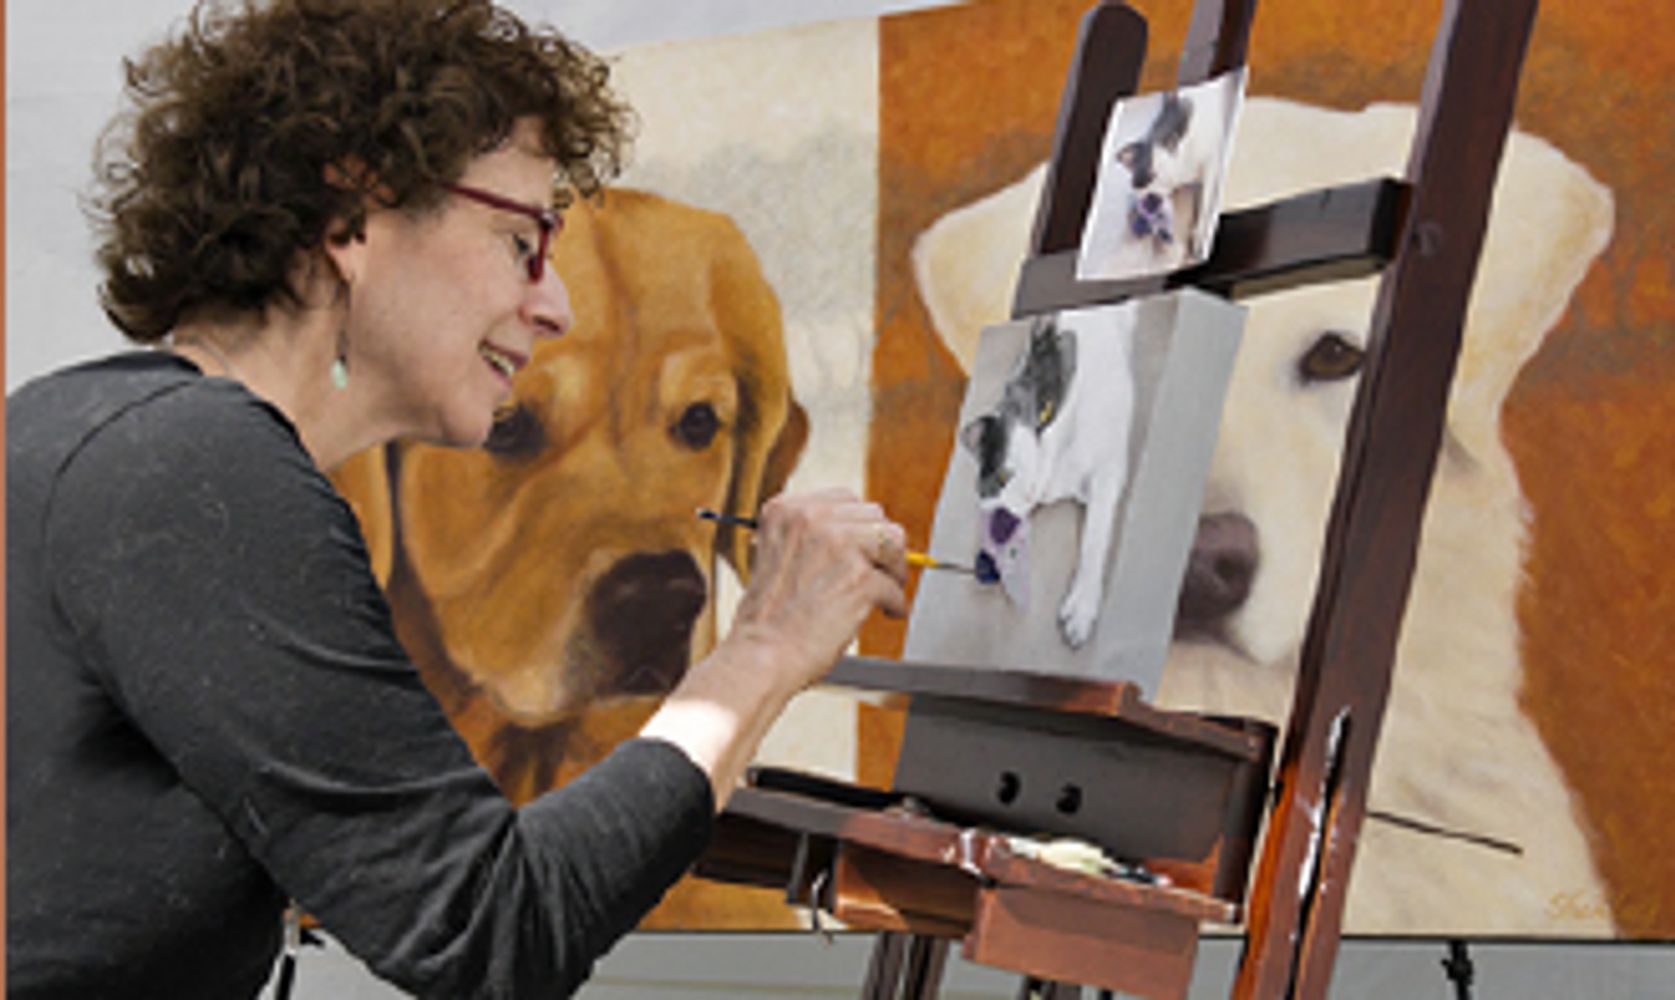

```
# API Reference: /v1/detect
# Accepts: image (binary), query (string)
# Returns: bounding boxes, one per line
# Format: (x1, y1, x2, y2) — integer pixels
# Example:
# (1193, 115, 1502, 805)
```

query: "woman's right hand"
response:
(725, 489, 910, 700)
(639, 489, 909, 809)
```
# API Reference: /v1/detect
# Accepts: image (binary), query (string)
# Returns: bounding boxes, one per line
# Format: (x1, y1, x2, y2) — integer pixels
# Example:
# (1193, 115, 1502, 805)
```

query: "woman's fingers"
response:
(869, 563, 910, 620)
(740, 491, 913, 676)
(860, 520, 910, 585)
(771, 493, 908, 586)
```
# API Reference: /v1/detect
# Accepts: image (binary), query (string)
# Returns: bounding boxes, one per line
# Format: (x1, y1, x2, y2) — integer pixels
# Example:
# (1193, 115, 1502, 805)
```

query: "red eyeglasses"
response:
(443, 182, 562, 284)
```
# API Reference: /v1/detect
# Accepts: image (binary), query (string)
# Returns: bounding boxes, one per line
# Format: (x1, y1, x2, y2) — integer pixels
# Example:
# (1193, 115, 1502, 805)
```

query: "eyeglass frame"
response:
(442, 182, 562, 284)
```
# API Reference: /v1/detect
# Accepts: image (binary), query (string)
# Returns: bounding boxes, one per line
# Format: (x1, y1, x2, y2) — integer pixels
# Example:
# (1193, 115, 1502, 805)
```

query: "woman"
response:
(5, 1, 909, 996)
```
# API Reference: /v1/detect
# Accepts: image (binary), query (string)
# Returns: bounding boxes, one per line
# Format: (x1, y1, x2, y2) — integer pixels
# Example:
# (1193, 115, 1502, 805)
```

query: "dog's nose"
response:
(1174, 512, 1259, 636)
(1142, 191, 1163, 213)
(989, 508, 1021, 545)
(584, 552, 708, 696)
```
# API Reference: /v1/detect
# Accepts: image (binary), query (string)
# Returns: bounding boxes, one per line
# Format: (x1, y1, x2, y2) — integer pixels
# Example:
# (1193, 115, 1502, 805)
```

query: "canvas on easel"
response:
(904, 289, 1242, 696)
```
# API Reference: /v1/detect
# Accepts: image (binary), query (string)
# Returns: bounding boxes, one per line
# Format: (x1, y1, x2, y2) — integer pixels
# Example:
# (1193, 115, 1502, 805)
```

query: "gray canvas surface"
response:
(905, 289, 1244, 695)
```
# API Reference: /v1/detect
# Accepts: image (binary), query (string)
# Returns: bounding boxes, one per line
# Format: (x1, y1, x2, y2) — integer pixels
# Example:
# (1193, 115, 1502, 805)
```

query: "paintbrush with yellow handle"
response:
(696, 508, 978, 576)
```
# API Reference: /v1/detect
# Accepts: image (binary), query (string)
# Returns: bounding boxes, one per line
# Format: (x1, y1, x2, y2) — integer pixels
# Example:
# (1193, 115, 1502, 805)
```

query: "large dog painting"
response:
(332, 0, 1672, 937)
(909, 97, 1612, 935)
(335, 20, 879, 929)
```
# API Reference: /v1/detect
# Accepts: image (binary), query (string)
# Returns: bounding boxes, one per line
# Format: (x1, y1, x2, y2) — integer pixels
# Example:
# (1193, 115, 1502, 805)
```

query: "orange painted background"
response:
(860, 0, 1674, 938)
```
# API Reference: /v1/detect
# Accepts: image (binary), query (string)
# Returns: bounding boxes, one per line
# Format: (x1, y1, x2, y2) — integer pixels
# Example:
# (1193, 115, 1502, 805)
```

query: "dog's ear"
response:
(328, 445, 395, 585)
(1037, 327, 1077, 431)
(705, 212, 805, 580)
(959, 415, 991, 457)
(1156, 92, 1193, 150)
(758, 401, 810, 516)
(1018, 318, 1076, 431)
(1450, 122, 1613, 462)
(911, 165, 1045, 375)
(1025, 315, 1055, 365)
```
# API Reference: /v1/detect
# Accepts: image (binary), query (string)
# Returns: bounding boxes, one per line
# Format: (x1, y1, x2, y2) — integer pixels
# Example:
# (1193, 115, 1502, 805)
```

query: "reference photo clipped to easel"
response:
(693, 1, 1557, 997)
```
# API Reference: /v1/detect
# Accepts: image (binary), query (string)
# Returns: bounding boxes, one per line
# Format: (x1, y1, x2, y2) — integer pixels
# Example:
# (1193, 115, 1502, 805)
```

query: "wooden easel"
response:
(697, 0, 1540, 996)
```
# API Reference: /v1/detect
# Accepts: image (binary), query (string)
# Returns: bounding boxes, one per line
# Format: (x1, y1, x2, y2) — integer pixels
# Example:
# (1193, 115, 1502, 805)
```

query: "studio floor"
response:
(265, 932, 1675, 999)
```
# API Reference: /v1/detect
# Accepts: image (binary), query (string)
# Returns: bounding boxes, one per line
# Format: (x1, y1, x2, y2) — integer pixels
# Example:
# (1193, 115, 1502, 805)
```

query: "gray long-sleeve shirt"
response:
(6, 352, 713, 998)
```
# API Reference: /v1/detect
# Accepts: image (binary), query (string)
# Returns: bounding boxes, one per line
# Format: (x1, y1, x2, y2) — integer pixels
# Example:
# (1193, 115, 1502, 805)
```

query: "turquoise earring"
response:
(333, 283, 352, 391)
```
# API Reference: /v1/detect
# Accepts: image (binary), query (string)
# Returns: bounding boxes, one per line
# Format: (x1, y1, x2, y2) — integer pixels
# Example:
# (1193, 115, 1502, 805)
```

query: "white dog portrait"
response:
(960, 308, 1137, 641)
(907, 289, 1241, 691)
(910, 97, 1615, 935)
(1079, 68, 1245, 281)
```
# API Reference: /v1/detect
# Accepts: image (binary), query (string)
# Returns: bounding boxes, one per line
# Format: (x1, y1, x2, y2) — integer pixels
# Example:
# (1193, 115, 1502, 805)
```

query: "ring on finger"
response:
(873, 524, 896, 564)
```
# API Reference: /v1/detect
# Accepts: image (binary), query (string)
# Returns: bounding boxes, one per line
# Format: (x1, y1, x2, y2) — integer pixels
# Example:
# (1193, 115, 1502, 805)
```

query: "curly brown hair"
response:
(92, 0, 632, 342)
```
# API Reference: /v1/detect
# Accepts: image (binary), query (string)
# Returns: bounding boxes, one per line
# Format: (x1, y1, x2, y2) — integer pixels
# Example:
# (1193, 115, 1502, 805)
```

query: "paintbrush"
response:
(696, 508, 977, 576)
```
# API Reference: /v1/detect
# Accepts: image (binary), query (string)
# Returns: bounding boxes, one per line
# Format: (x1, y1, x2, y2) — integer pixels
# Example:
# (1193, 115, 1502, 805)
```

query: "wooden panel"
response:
(965, 886, 1198, 1000)
(723, 786, 966, 865)
(1011, 178, 1406, 317)
(1177, 0, 1259, 86)
(1182, 179, 1406, 299)
(973, 837, 1236, 924)
(694, 812, 812, 891)
(834, 844, 975, 937)
(707, 783, 1240, 921)
(892, 698, 1247, 864)
(829, 656, 1267, 760)
(1206, 715, 1275, 905)
(1028, 2, 1148, 257)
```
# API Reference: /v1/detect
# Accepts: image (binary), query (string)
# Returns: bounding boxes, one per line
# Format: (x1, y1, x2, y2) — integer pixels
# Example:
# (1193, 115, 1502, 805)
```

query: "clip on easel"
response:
(696, 1, 1540, 997)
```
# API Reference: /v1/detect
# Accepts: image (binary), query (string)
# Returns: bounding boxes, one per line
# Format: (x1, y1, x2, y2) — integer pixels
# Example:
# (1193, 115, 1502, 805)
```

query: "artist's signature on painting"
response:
(1547, 890, 1662, 927)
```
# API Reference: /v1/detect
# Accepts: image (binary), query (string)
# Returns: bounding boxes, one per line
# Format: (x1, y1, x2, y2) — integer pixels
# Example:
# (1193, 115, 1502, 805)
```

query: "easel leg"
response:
(903, 936, 950, 999)
(1441, 939, 1474, 1000)
(863, 933, 950, 1000)
(1016, 977, 1082, 1000)
(863, 932, 909, 1000)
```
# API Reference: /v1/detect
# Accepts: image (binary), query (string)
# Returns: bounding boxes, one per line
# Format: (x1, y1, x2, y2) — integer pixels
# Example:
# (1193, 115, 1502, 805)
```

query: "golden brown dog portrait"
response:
(332, 187, 807, 924)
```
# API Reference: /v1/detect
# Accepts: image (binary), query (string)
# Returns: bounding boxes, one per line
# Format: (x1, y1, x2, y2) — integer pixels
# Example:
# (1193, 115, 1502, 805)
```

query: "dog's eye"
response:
(672, 402, 721, 450)
(1298, 331, 1365, 383)
(483, 402, 546, 460)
